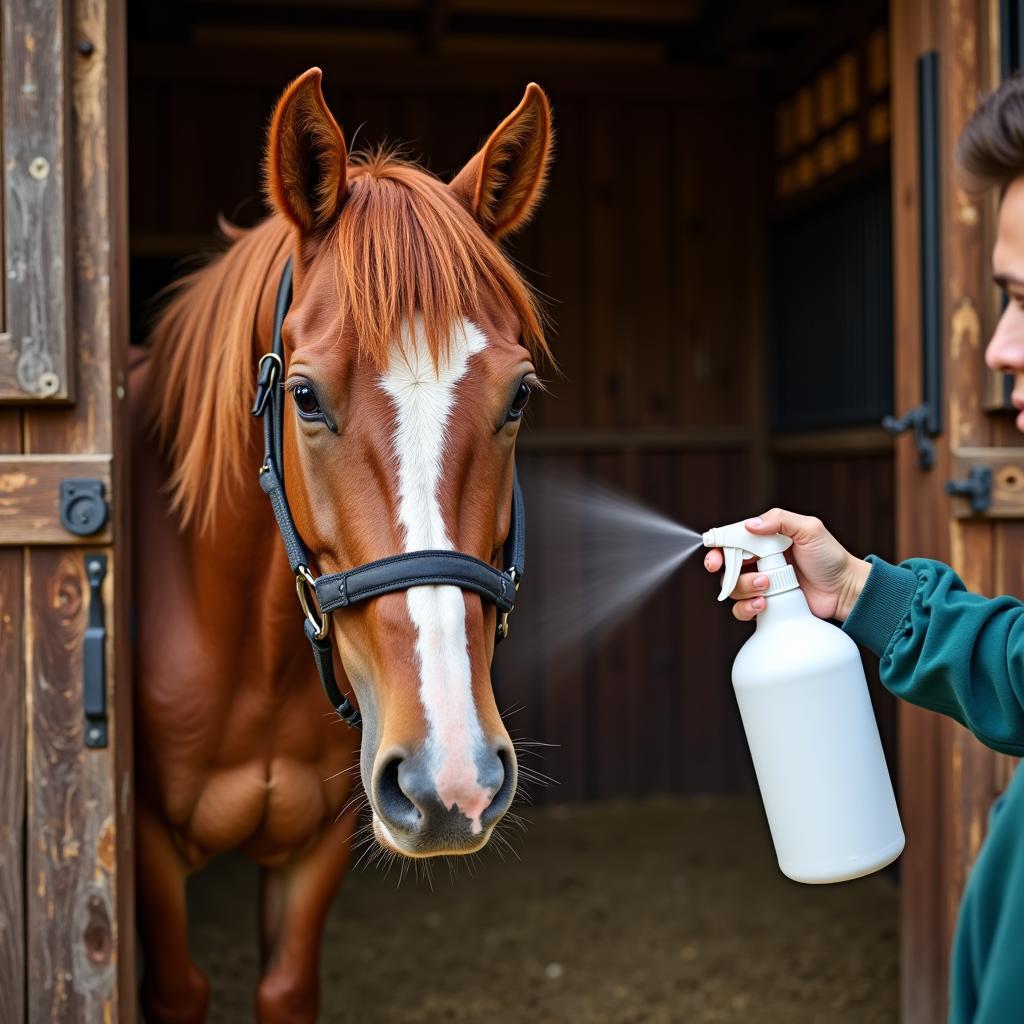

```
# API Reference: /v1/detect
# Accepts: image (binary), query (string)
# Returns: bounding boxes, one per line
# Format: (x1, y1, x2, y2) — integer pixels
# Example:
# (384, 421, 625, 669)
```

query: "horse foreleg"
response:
(255, 806, 360, 1024)
(137, 804, 210, 1024)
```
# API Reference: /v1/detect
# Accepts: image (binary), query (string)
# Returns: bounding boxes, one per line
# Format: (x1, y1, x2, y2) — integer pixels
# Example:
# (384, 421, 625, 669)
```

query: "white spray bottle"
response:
(703, 520, 904, 884)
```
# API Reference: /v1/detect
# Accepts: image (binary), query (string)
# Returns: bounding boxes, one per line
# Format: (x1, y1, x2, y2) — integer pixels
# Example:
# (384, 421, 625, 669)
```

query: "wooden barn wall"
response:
(128, 49, 763, 803)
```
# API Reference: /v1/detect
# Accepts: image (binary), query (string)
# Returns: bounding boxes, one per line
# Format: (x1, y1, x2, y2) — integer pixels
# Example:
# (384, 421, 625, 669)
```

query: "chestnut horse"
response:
(132, 68, 552, 1022)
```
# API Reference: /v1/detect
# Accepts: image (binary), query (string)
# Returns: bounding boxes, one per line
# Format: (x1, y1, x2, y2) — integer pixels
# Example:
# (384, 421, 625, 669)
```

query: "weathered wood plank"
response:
(0, 548, 25, 1024)
(949, 447, 1024, 518)
(0, 455, 112, 544)
(1, 0, 73, 401)
(26, 547, 117, 1024)
(22, 0, 134, 1018)
(890, 0, 949, 1018)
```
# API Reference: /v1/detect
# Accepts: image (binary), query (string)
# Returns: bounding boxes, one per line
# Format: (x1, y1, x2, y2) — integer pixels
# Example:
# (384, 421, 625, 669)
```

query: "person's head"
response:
(958, 74, 1024, 429)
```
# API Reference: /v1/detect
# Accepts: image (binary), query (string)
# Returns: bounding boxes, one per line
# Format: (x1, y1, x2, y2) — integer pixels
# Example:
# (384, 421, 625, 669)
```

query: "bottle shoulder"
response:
(733, 612, 861, 681)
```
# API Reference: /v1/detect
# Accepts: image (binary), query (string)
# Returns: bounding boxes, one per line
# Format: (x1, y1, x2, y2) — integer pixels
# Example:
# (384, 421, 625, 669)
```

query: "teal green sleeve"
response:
(842, 555, 1024, 757)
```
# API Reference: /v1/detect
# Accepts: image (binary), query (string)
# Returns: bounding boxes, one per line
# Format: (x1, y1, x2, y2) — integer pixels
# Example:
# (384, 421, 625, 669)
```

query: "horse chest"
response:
(149, 683, 359, 864)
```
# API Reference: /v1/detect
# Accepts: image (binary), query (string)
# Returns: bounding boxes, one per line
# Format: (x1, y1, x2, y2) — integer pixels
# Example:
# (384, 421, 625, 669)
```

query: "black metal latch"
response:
(946, 465, 993, 515)
(84, 555, 108, 749)
(883, 406, 937, 470)
(60, 478, 108, 537)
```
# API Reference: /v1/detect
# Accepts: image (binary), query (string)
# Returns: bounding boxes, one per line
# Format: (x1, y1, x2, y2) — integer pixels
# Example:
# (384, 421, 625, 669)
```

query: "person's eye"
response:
(505, 380, 532, 422)
(292, 383, 322, 419)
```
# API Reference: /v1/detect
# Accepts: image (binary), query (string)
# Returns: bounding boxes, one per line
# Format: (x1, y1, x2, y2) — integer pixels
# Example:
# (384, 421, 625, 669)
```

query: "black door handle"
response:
(946, 466, 993, 514)
(84, 554, 108, 748)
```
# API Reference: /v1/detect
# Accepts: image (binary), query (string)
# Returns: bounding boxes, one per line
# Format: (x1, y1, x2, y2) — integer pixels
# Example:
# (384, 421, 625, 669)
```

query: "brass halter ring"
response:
(258, 351, 283, 382)
(296, 565, 330, 640)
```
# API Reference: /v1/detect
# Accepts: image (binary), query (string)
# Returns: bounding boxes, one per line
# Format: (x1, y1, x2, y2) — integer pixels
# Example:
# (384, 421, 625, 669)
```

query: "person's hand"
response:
(703, 508, 872, 623)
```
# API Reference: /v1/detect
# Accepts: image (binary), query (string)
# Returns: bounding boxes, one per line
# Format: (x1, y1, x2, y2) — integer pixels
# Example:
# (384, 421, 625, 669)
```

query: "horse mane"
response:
(144, 148, 549, 537)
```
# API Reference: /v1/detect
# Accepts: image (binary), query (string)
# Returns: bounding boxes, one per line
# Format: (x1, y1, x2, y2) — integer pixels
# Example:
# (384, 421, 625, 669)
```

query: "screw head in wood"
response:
(36, 371, 60, 397)
(28, 156, 50, 180)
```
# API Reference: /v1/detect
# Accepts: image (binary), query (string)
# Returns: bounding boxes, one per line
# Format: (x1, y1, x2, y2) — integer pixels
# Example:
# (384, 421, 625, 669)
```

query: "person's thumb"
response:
(745, 508, 821, 542)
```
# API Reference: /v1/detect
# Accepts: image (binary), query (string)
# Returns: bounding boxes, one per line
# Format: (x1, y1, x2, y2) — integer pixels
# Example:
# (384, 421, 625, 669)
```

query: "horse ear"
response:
(265, 67, 348, 233)
(450, 84, 553, 239)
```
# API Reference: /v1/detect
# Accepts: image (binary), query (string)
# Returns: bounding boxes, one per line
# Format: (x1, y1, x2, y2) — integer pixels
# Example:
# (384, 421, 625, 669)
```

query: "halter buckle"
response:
(496, 568, 520, 641)
(296, 565, 330, 640)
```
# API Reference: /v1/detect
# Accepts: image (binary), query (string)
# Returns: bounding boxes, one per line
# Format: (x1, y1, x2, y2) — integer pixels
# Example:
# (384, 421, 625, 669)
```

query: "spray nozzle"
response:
(703, 521, 794, 603)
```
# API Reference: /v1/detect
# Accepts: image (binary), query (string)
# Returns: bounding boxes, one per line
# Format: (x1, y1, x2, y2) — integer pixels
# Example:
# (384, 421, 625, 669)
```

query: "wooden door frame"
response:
(0, 0, 133, 1020)
(892, 0, 1023, 1020)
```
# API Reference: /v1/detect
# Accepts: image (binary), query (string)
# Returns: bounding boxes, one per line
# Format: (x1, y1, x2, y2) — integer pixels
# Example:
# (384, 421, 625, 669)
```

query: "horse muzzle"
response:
(370, 743, 517, 857)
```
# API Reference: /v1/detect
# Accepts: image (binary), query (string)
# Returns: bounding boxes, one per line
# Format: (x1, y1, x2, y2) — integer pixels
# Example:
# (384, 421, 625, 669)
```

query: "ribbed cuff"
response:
(842, 556, 920, 658)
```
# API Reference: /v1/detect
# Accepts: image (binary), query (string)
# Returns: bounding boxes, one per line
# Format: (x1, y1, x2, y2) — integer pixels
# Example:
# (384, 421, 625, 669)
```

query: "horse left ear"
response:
(265, 67, 348, 233)
(450, 84, 553, 239)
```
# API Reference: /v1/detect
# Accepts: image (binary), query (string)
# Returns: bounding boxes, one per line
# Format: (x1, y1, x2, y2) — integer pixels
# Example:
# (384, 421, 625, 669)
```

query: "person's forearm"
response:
(843, 557, 1024, 756)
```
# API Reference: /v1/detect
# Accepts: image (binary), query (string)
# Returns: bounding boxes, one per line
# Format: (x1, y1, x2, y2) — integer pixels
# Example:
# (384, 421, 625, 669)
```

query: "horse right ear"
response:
(265, 67, 348, 233)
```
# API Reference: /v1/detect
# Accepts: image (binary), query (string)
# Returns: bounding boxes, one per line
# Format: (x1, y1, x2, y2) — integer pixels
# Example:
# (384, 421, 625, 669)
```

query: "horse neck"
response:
(181, 247, 330, 688)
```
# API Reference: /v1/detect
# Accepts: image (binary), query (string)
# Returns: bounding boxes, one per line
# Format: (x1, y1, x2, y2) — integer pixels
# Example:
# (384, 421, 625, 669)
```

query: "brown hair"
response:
(957, 73, 1024, 193)
(145, 150, 548, 536)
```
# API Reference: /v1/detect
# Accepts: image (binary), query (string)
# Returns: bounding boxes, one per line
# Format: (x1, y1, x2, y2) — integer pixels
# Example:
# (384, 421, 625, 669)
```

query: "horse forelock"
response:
(143, 149, 548, 538)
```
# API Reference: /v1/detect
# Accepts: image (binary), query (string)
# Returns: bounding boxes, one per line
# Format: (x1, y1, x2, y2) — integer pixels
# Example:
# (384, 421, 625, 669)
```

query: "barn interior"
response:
(126, 0, 899, 1019)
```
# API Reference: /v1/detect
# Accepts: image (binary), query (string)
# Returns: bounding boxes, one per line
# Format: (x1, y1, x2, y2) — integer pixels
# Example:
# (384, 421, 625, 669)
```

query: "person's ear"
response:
(450, 84, 553, 239)
(265, 67, 348, 233)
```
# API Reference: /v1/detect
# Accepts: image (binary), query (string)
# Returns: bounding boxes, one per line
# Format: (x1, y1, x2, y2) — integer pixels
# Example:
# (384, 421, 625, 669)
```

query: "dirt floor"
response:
(187, 797, 898, 1024)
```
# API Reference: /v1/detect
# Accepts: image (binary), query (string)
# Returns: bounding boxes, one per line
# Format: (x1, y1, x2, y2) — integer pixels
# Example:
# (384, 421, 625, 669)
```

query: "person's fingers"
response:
(703, 548, 723, 573)
(732, 596, 765, 622)
(744, 508, 824, 543)
(729, 572, 770, 600)
(704, 549, 760, 574)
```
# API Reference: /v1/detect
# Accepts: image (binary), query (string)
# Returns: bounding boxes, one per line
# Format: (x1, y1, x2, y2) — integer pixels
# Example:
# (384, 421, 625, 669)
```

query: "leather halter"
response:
(251, 259, 525, 730)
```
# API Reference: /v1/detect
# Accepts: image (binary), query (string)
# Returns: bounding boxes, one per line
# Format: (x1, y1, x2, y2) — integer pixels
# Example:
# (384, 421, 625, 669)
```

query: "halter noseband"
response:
(251, 259, 525, 730)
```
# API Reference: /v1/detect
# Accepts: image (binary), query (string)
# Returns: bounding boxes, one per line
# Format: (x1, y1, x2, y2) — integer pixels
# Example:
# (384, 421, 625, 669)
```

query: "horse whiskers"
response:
(517, 765, 557, 785)
(321, 761, 360, 784)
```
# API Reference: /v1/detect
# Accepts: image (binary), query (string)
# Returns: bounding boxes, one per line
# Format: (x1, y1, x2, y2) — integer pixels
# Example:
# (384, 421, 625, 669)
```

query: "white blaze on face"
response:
(379, 316, 491, 835)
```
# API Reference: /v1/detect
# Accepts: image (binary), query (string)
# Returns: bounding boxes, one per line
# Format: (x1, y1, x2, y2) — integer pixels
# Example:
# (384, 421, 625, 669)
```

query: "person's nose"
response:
(986, 303, 1024, 372)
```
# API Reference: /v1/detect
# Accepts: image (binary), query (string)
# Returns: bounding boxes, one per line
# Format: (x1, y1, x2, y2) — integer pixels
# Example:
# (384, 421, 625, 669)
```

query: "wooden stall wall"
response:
(1, 0, 134, 1018)
(127, 46, 763, 803)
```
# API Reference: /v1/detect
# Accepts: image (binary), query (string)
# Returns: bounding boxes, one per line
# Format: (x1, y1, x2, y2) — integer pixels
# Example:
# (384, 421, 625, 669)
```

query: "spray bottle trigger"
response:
(718, 546, 752, 603)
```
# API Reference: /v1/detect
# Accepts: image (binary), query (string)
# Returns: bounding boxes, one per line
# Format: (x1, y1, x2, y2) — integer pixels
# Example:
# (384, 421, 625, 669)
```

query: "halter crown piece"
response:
(251, 259, 526, 730)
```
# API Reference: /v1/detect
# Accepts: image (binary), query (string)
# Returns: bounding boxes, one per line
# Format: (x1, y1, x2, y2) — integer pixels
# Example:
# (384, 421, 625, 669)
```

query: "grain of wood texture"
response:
(26, 547, 117, 1023)
(1, 0, 73, 401)
(677, 449, 752, 794)
(0, 549, 25, 1024)
(634, 451, 675, 793)
(0, 455, 112, 543)
(622, 103, 672, 428)
(19, 0, 134, 1018)
(129, 42, 747, 101)
(939, 0, 1016, 989)
(535, 453, 587, 802)
(586, 451, 633, 797)
(529, 99, 586, 431)
(584, 104, 622, 430)
(890, 0, 948, 1018)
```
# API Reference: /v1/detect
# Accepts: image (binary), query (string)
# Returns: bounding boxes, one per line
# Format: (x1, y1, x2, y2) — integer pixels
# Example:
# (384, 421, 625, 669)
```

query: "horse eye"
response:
(506, 381, 532, 421)
(292, 384, 321, 418)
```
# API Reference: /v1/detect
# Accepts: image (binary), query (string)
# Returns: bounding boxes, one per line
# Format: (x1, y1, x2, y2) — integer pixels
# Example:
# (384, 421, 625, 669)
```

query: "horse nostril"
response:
(481, 746, 517, 829)
(375, 755, 420, 832)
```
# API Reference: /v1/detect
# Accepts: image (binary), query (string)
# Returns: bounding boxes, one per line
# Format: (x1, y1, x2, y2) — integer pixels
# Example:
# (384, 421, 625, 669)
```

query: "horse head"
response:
(263, 68, 553, 857)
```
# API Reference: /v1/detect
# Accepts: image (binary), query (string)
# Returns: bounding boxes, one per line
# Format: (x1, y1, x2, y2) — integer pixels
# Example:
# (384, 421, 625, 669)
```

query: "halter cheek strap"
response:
(251, 258, 525, 730)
